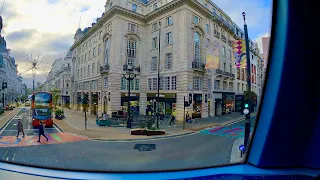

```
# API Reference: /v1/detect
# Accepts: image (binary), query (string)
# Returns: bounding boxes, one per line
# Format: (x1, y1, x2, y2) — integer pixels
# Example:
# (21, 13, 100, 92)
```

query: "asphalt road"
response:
(0, 108, 59, 136)
(0, 132, 236, 171)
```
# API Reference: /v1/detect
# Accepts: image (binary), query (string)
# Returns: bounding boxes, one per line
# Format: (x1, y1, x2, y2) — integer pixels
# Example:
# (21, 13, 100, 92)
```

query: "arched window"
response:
(104, 39, 110, 65)
(126, 40, 137, 66)
(194, 32, 201, 63)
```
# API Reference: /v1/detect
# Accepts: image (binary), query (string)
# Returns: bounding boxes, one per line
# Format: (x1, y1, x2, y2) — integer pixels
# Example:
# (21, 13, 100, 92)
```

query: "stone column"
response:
(139, 92, 147, 115)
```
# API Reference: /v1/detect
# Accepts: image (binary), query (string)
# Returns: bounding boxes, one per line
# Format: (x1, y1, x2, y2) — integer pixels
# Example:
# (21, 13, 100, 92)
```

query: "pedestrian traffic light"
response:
(184, 101, 190, 107)
(2, 82, 7, 89)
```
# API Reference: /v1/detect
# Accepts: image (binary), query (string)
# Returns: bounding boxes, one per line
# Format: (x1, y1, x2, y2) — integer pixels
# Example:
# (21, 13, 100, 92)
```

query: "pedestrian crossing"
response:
(0, 133, 89, 147)
(200, 125, 253, 138)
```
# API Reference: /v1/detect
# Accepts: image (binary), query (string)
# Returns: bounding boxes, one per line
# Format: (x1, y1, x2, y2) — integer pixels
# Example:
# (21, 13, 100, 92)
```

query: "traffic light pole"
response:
(243, 12, 252, 150)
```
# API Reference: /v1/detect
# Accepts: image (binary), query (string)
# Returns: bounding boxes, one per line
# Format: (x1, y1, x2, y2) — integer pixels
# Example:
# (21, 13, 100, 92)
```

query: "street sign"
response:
(239, 144, 245, 151)
(243, 108, 249, 115)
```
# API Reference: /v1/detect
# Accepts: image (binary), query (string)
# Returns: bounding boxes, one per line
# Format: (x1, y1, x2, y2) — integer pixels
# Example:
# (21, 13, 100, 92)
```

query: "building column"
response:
(202, 93, 209, 118)
(176, 92, 188, 122)
(209, 93, 215, 117)
(139, 93, 147, 115)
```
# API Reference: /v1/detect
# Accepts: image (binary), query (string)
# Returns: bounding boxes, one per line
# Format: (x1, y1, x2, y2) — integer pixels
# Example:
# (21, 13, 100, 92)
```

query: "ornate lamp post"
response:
(123, 64, 138, 128)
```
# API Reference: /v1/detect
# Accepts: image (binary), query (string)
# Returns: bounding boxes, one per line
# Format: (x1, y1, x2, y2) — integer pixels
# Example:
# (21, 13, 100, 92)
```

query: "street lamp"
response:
(156, 21, 161, 129)
(123, 64, 137, 128)
(242, 12, 252, 151)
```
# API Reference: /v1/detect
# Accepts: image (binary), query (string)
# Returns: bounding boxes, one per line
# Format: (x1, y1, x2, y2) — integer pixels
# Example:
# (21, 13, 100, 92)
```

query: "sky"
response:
(1, 0, 272, 88)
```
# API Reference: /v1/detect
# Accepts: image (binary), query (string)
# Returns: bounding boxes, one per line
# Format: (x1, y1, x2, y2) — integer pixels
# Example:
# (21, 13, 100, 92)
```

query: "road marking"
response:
(53, 125, 62, 133)
(6, 157, 8, 161)
(0, 110, 22, 134)
(52, 134, 62, 141)
(12, 153, 16, 161)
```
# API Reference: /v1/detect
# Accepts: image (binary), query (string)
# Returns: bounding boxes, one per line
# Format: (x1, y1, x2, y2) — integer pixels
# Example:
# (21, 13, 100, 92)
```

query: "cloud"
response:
(5, 29, 37, 42)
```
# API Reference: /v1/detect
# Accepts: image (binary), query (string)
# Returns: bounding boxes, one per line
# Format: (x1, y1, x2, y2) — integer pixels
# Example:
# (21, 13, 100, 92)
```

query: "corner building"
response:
(70, 0, 262, 121)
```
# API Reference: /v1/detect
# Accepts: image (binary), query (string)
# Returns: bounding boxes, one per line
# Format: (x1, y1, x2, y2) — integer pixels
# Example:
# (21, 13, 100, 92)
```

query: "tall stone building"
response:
(70, 0, 263, 121)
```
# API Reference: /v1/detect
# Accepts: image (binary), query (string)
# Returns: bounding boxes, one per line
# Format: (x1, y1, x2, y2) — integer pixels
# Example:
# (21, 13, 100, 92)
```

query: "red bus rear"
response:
(31, 92, 53, 127)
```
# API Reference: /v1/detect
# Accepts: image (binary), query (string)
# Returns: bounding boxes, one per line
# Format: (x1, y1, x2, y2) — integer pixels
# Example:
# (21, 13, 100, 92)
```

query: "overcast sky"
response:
(1, 0, 271, 88)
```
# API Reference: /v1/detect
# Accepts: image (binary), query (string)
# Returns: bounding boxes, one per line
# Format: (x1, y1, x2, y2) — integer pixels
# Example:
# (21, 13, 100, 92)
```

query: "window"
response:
(87, 65, 90, 76)
(214, 80, 220, 89)
(194, 16, 199, 24)
(148, 78, 152, 90)
(93, 47, 96, 56)
(98, 44, 102, 55)
(88, 51, 91, 60)
(127, 40, 137, 65)
(92, 63, 95, 74)
(222, 46, 226, 57)
(193, 76, 202, 91)
(229, 82, 233, 91)
(206, 24, 209, 33)
(132, 3, 137, 12)
(230, 64, 232, 74)
(152, 78, 158, 90)
(128, 23, 136, 32)
(151, 56, 157, 71)
(108, 24, 111, 31)
(153, 3, 157, 10)
(67, 83, 69, 87)
(165, 53, 172, 69)
(159, 77, 163, 90)
(171, 76, 177, 90)
(121, 77, 127, 90)
(237, 83, 240, 91)
(166, 32, 172, 45)
(128, 80, 134, 90)
(166, 16, 172, 26)
(67, 63, 70, 67)
(104, 77, 108, 89)
(194, 32, 201, 63)
(228, 50, 232, 59)
(223, 81, 227, 90)
(105, 39, 110, 65)
(152, 22, 158, 31)
(135, 79, 140, 90)
(164, 77, 170, 90)
(152, 37, 158, 49)
(97, 62, 100, 72)
(223, 63, 226, 71)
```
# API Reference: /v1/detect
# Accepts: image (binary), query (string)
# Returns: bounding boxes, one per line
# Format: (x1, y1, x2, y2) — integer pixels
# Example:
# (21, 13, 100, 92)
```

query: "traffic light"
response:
(184, 101, 190, 107)
(2, 82, 7, 89)
(244, 103, 249, 108)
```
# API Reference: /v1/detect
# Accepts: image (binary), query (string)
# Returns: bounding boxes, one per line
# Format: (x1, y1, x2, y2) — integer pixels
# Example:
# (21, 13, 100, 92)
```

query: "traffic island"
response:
(131, 128, 165, 136)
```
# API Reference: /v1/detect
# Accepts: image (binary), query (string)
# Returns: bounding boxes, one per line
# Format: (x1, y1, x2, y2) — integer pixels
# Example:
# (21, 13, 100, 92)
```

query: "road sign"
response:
(243, 108, 249, 115)
(239, 144, 245, 151)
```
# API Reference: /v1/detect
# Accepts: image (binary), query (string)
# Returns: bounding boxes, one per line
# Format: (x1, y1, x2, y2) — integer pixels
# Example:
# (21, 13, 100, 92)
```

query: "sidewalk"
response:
(54, 109, 193, 140)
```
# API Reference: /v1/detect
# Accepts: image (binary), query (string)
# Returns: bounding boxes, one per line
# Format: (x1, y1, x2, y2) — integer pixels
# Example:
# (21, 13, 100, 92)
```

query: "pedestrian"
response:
(16, 119, 25, 138)
(37, 121, 48, 142)
(168, 113, 176, 127)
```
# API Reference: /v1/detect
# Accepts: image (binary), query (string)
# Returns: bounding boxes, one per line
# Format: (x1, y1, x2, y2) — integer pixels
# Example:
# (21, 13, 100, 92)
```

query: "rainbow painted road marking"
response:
(0, 133, 89, 147)
(200, 125, 253, 138)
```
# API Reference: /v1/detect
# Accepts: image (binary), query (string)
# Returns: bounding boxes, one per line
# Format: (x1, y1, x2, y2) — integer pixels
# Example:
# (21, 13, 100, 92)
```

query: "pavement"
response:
(54, 108, 257, 141)
(230, 137, 245, 163)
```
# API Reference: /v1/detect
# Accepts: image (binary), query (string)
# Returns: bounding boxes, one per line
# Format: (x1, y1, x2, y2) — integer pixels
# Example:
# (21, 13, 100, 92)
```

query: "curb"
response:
(91, 131, 196, 142)
(0, 109, 21, 131)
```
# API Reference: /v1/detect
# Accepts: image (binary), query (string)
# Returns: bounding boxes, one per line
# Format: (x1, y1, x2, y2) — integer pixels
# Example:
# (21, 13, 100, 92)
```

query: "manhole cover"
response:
(134, 144, 156, 152)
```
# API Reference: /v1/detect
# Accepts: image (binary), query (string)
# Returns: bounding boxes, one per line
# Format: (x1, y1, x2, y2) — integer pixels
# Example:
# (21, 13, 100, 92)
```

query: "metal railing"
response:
(100, 64, 110, 74)
(192, 61, 205, 71)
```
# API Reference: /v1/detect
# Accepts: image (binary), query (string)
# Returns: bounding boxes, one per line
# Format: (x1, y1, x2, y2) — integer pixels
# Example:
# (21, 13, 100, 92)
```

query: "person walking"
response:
(168, 113, 176, 127)
(37, 121, 48, 142)
(16, 119, 25, 138)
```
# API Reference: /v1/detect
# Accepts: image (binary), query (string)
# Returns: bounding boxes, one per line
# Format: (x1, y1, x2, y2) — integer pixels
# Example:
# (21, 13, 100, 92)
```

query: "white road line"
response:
(0, 110, 16, 121)
(0, 110, 21, 134)
(6, 157, 8, 161)
(54, 125, 62, 133)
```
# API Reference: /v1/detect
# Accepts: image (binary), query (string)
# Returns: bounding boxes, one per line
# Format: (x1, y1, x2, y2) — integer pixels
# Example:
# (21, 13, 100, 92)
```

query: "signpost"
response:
(239, 144, 246, 157)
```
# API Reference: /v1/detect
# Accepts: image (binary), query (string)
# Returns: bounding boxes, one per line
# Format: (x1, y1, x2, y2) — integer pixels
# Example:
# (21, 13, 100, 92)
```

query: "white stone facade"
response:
(69, 0, 263, 121)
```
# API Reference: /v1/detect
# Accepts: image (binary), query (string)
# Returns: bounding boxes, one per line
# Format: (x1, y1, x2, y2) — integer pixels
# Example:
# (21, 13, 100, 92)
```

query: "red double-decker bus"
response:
(31, 92, 53, 127)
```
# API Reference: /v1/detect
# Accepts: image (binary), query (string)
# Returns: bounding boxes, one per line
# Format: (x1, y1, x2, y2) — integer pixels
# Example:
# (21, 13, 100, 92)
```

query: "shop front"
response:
(121, 93, 140, 115)
(222, 92, 235, 115)
(235, 95, 244, 113)
(91, 92, 99, 115)
(192, 94, 202, 118)
(147, 93, 177, 115)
